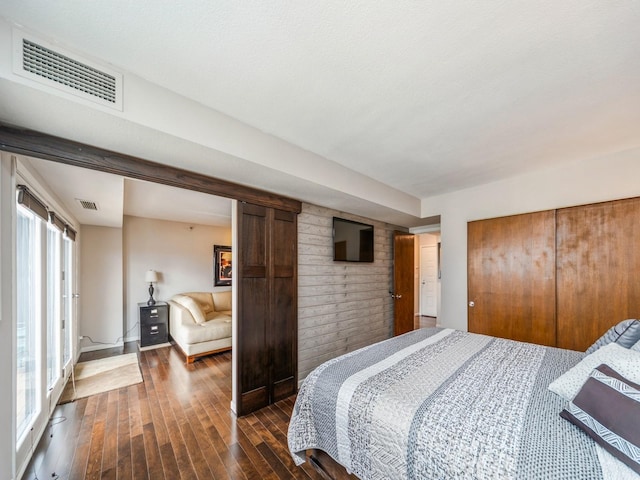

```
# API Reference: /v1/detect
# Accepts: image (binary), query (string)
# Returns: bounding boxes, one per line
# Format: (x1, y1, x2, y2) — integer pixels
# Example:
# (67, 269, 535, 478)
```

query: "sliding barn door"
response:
(556, 197, 640, 351)
(467, 211, 556, 346)
(236, 202, 297, 415)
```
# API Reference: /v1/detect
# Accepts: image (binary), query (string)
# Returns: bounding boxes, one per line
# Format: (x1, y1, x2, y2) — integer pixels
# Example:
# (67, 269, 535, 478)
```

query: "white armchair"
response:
(168, 291, 232, 363)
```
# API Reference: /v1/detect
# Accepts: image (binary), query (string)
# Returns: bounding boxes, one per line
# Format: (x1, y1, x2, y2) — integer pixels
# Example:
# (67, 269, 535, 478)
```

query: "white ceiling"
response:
(25, 157, 232, 228)
(123, 178, 232, 227)
(1, 1, 639, 226)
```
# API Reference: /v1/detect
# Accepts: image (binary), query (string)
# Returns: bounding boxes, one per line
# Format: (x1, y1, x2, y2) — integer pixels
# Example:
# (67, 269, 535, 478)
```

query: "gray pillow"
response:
(585, 319, 640, 354)
(560, 364, 640, 475)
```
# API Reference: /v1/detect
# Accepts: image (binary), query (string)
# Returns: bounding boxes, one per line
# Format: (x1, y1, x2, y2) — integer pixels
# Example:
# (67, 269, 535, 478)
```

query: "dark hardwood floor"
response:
(22, 345, 322, 480)
(414, 315, 437, 330)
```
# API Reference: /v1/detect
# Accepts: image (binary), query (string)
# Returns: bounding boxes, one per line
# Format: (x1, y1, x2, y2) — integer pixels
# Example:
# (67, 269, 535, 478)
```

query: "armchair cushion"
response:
(171, 294, 207, 324)
(205, 310, 230, 321)
(184, 292, 215, 314)
(181, 318, 232, 344)
(212, 291, 232, 312)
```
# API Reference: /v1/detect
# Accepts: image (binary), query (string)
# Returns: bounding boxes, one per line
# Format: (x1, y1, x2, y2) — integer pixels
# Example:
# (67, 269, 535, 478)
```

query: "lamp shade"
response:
(145, 270, 159, 283)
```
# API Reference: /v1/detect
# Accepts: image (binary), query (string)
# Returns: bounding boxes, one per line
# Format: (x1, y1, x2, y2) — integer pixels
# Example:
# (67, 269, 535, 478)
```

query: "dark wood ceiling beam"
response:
(0, 122, 301, 213)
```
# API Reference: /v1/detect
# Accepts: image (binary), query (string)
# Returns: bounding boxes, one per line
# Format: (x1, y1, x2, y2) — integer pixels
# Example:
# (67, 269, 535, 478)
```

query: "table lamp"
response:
(145, 269, 159, 305)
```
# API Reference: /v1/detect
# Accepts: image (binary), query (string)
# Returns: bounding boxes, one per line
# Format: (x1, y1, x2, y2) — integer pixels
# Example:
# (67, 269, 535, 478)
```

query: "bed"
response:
(288, 327, 640, 479)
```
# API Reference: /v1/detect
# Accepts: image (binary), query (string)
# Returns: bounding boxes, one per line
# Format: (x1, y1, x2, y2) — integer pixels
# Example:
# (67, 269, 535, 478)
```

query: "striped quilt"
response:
(288, 328, 618, 479)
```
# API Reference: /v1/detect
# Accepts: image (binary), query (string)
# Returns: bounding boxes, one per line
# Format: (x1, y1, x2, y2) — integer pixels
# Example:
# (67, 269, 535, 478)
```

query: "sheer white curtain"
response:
(46, 224, 61, 390)
(63, 237, 74, 366)
(16, 205, 40, 441)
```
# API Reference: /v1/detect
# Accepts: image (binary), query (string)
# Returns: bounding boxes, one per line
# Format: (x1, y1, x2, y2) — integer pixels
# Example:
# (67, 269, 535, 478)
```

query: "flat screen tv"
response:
(333, 217, 374, 262)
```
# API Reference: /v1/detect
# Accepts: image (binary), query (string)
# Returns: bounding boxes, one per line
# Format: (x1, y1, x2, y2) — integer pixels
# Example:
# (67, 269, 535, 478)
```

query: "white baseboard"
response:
(138, 341, 171, 351)
(80, 341, 124, 353)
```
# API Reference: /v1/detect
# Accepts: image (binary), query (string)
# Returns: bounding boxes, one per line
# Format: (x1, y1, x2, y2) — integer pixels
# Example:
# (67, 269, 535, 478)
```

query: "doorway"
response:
(393, 226, 441, 333)
(419, 244, 438, 317)
(415, 230, 441, 328)
(2, 124, 301, 479)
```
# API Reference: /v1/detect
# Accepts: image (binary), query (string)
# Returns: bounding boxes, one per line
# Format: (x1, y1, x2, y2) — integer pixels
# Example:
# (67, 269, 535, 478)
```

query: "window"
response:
(47, 224, 61, 390)
(15, 183, 78, 471)
(16, 205, 40, 440)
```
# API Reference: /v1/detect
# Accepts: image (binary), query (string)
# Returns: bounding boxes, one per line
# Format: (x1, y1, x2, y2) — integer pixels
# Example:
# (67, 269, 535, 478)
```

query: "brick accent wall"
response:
(297, 203, 401, 381)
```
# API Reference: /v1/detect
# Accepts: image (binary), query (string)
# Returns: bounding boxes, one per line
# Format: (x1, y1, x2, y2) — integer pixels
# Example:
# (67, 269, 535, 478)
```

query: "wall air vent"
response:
(76, 199, 98, 211)
(13, 29, 123, 110)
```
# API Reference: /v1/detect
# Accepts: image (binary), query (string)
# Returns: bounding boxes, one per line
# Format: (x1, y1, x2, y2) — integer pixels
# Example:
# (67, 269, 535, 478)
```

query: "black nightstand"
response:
(138, 301, 170, 350)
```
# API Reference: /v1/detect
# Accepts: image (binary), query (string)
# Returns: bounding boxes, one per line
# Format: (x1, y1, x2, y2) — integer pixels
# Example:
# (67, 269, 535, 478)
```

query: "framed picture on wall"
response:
(214, 245, 232, 286)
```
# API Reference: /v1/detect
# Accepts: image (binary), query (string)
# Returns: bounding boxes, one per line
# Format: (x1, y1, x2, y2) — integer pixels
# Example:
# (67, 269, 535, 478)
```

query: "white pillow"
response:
(548, 343, 640, 400)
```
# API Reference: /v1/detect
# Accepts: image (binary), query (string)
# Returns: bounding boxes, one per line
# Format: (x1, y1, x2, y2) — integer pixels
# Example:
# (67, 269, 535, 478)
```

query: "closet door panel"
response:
(556, 197, 640, 351)
(239, 278, 269, 412)
(468, 211, 556, 346)
(238, 203, 269, 414)
(270, 209, 297, 402)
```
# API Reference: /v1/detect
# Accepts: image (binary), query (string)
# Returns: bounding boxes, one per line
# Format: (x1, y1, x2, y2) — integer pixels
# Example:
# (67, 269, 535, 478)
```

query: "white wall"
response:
(0, 154, 15, 479)
(423, 147, 640, 332)
(79, 225, 124, 350)
(123, 216, 231, 339)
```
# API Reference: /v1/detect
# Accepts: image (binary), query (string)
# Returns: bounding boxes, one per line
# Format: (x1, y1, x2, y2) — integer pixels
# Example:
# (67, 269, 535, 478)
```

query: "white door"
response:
(419, 245, 438, 317)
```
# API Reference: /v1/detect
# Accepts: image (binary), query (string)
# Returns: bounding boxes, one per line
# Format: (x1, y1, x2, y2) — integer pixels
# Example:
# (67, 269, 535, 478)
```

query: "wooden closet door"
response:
(468, 211, 556, 346)
(556, 197, 640, 351)
(393, 231, 415, 336)
(238, 203, 269, 414)
(237, 202, 298, 415)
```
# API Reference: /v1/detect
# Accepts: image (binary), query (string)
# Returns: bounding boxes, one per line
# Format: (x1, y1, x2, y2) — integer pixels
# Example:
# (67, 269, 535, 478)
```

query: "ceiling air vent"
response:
(76, 199, 98, 211)
(13, 29, 123, 110)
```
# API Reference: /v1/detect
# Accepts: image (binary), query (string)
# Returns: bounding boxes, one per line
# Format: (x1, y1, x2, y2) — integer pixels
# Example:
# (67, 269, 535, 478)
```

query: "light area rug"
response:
(58, 353, 143, 404)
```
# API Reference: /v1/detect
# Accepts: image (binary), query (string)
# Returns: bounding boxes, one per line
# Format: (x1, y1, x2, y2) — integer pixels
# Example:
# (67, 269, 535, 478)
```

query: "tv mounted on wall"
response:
(333, 217, 374, 262)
